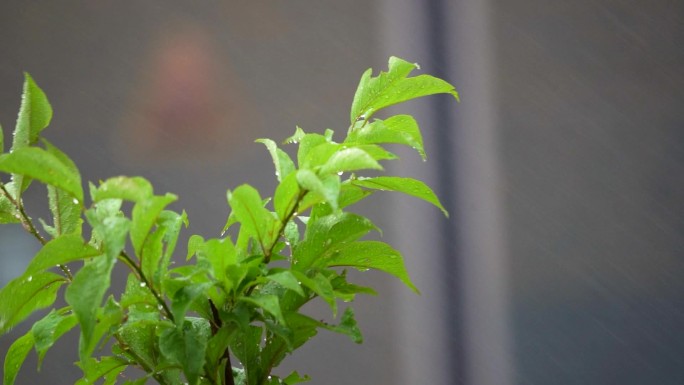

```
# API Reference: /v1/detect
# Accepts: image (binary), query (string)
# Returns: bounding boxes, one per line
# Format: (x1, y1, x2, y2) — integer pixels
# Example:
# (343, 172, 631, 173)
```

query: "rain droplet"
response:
(337, 172, 344, 176)
(27, 276, 33, 282)
(140, 282, 147, 287)
(72, 198, 79, 204)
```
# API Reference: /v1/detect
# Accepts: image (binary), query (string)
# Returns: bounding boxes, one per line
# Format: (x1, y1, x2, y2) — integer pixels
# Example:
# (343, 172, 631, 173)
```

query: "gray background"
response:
(2, 1, 684, 385)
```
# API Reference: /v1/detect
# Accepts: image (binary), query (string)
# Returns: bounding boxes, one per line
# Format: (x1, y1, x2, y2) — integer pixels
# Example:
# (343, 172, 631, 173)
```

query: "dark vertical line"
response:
(424, 1, 466, 384)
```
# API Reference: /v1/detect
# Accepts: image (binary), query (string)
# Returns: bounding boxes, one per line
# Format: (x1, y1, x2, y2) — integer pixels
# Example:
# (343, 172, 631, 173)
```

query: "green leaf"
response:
(92, 176, 154, 203)
(266, 270, 304, 296)
(240, 294, 287, 325)
(170, 282, 213, 325)
(346, 115, 426, 159)
(198, 237, 237, 283)
(47, 184, 83, 235)
(78, 297, 123, 361)
(300, 142, 340, 170)
(295, 132, 328, 167)
(294, 212, 378, 270)
(296, 169, 340, 211)
(31, 308, 78, 367)
(352, 176, 448, 216)
(256, 138, 296, 181)
(283, 371, 311, 385)
(0, 146, 83, 202)
(227, 184, 279, 254)
(9, 73, 53, 199)
(117, 319, 161, 370)
(13, 73, 52, 148)
(75, 356, 129, 385)
(230, 325, 262, 385)
(131, 193, 177, 256)
(159, 318, 211, 385)
(65, 260, 114, 357)
(291, 271, 337, 316)
(326, 241, 418, 293)
(3, 331, 34, 385)
(320, 147, 382, 174)
(321, 307, 363, 343)
(155, 210, 188, 285)
(274, 172, 301, 222)
(141, 224, 166, 290)
(0, 271, 66, 334)
(24, 234, 100, 276)
(338, 183, 373, 209)
(0, 191, 20, 224)
(350, 56, 459, 124)
(284, 125, 306, 144)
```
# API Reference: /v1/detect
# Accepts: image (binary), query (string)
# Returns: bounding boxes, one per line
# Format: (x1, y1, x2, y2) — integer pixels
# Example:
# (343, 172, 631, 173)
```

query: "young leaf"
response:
(323, 307, 363, 343)
(141, 224, 166, 290)
(69, 211, 128, 355)
(9, 73, 53, 199)
(241, 294, 287, 325)
(0, 271, 66, 334)
(345, 115, 426, 159)
(290, 271, 337, 316)
(13, 73, 52, 148)
(31, 309, 78, 367)
(131, 193, 177, 256)
(47, 184, 83, 236)
(24, 234, 100, 276)
(0, 191, 20, 224)
(3, 331, 34, 385)
(296, 133, 328, 167)
(283, 371, 311, 385)
(159, 318, 211, 385)
(266, 269, 305, 296)
(170, 282, 213, 325)
(116, 319, 160, 369)
(352, 176, 448, 216)
(319, 147, 382, 175)
(227, 184, 279, 254)
(293, 212, 378, 270)
(256, 138, 296, 181)
(295, 169, 340, 211)
(0, 146, 83, 202)
(274, 172, 301, 222)
(75, 356, 130, 385)
(350, 56, 459, 124)
(65, 260, 114, 357)
(92, 176, 154, 203)
(326, 241, 419, 293)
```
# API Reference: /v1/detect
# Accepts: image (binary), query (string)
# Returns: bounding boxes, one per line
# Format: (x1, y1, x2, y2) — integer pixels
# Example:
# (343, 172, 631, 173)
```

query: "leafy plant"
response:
(0, 57, 458, 385)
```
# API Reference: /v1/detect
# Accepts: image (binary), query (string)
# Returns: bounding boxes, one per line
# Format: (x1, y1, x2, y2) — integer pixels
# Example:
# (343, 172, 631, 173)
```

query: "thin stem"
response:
(119, 250, 175, 323)
(263, 189, 307, 263)
(0, 182, 73, 280)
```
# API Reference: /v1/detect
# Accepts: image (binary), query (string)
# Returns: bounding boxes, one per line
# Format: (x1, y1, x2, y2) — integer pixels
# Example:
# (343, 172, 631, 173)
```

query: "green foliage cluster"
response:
(0, 57, 458, 385)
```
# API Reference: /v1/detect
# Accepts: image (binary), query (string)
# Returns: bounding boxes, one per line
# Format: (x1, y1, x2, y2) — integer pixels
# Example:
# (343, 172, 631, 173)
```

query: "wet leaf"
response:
(92, 176, 154, 203)
(3, 331, 34, 385)
(0, 146, 83, 202)
(326, 241, 418, 293)
(353, 176, 448, 216)
(24, 234, 99, 276)
(256, 138, 296, 181)
(350, 56, 458, 124)
(0, 271, 66, 334)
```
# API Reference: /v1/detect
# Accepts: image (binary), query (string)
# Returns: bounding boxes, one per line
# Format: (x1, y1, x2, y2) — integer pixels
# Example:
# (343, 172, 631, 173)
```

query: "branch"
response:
(0, 182, 73, 280)
(119, 250, 175, 323)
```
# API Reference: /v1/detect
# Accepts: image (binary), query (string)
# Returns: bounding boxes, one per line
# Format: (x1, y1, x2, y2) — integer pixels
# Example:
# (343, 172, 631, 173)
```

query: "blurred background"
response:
(2, 1, 684, 384)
